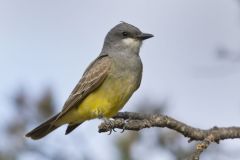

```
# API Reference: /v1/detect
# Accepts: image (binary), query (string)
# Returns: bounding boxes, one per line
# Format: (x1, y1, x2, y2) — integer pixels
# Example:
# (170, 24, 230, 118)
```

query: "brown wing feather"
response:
(60, 55, 111, 117)
(25, 55, 111, 139)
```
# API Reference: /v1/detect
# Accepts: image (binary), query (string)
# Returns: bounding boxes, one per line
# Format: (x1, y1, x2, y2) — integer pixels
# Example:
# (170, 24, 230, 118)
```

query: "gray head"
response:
(101, 22, 153, 55)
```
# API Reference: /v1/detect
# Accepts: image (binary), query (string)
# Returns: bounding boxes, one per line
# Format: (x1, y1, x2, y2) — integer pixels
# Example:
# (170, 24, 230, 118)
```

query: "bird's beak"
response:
(137, 33, 154, 40)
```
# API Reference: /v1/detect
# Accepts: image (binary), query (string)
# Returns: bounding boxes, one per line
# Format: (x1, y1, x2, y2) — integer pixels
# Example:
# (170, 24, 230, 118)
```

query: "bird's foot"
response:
(120, 125, 125, 133)
(120, 119, 129, 133)
(102, 118, 116, 135)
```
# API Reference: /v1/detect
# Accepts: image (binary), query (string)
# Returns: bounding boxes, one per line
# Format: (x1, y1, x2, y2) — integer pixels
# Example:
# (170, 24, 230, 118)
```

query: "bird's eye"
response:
(122, 32, 128, 37)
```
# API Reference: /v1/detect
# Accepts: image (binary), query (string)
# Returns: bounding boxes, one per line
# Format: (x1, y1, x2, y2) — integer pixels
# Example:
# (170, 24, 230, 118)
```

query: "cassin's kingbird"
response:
(26, 22, 153, 140)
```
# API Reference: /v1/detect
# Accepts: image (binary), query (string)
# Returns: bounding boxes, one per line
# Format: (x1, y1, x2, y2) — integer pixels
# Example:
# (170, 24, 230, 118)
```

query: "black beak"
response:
(137, 33, 154, 40)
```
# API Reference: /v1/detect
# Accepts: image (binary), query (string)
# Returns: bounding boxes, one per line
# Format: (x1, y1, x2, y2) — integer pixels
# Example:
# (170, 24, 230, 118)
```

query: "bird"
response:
(25, 22, 153, 140)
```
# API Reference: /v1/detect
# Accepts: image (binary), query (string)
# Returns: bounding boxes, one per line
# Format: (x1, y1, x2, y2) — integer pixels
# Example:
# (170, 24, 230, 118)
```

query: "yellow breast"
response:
(61, 75, 138, 124)
(80, 76, 136, 117)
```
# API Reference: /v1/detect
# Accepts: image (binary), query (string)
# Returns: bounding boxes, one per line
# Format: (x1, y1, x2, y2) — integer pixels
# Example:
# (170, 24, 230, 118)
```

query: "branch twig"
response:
(98, 112, 240, 160)
(188, 134, 215, 160)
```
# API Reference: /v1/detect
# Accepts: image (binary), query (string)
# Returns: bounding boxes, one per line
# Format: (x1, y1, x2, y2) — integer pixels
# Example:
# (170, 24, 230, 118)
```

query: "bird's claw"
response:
(107, 128, 117, 135)
(108, 129, 112, 135)
(120, 127, 125, 133)
(103, 118, 116, 135)
(120, 121, 128, 133)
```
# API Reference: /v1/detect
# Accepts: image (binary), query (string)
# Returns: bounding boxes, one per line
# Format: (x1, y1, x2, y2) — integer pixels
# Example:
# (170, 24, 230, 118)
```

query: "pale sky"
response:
(1, 0, 240, 160)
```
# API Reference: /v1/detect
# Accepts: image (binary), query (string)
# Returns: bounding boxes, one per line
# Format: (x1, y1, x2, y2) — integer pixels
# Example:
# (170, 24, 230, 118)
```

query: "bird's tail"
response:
(25, 113, 62, 140)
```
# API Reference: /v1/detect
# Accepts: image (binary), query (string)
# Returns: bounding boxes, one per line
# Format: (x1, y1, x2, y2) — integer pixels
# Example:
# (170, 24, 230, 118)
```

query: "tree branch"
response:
(188, 134, 215, 160)
(98, 112, 240, 160)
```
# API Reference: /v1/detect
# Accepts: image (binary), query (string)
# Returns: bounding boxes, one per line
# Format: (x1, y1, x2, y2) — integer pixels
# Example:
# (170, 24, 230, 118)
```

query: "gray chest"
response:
(110, 55, 143, 90)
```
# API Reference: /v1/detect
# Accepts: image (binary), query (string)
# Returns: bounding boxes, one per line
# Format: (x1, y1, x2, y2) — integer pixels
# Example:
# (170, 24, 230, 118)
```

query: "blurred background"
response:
(1, 0, 240, 160)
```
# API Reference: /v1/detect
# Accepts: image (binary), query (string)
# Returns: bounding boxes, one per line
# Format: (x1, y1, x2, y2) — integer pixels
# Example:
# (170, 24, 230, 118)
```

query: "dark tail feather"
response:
(25, 113, 61, 140)
(65, 123, 82, 135)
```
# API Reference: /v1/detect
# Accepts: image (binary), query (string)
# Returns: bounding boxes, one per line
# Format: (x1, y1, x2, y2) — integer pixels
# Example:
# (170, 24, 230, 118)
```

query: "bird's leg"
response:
(101, 117, 117, 135)
(120, 118, 130, 133)
(120, 124, 126, 133)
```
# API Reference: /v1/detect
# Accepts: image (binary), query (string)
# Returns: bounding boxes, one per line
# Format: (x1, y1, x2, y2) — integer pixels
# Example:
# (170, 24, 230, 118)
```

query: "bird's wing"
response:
(60, 55, 111, 117)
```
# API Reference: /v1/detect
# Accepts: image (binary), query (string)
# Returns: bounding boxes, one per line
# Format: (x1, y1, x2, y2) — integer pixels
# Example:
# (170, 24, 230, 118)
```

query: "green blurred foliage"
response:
(0, 87, 56, 160)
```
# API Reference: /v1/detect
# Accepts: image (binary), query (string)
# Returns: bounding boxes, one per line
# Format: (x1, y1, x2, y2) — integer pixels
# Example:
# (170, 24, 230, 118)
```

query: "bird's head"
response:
(102, 22, 153, 54)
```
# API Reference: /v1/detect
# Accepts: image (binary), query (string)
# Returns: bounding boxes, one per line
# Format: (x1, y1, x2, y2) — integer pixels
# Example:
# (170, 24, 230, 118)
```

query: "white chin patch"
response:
(122, 38, 141, 48)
